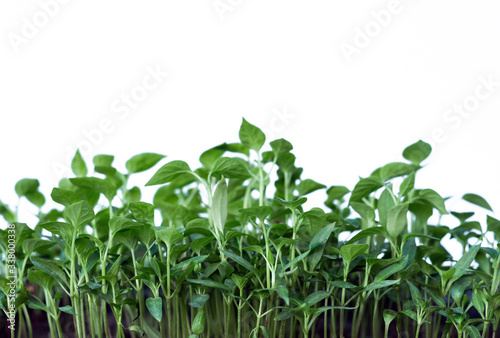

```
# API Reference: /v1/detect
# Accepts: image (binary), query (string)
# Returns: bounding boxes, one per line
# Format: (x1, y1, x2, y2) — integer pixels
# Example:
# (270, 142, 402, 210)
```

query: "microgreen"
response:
(1, 118, 499, 338)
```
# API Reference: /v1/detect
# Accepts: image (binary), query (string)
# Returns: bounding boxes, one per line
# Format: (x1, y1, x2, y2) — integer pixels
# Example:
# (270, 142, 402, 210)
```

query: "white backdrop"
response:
(1, 1, 499, 257)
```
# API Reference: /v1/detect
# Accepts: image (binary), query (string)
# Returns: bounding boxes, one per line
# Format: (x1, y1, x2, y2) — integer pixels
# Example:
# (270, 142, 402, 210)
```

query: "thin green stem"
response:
(254, 298, 264, 338)
(225, 298, 231, 338)
(303, 314, 310, 338)
(21, 305, 32, 338)
(238, 304, 242, 338)
(416, 323, 422, 338)
(70, 234, 83, 338)
(166, 247, 173, 338)
(482, 322, 489, 338)
(331, 297, 337, 338)
(257, 154, 265, 206)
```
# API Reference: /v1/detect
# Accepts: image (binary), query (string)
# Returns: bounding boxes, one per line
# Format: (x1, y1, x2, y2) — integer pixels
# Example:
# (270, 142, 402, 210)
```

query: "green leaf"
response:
(297, 179, 326, 197)
(22, 238, 55, 255)
(325, 186, 350, 202)
(239, 118, 265, 152)
(487, 216, 500, 239)
(242, 245, 265, 256)
(328, 281, 358, 289)
(25, 190, 45, 207)
(347, 227, 392, 245)
(51, 188, 81, 206)
(274, 279, 289, 305)
(375, 256, 408, 282)
(231, 274, 248, 290)
(270, 139, 293, 158)
(363, 279, 400, 292)
(379, 162, 416, 182)
(276, 152, 296, 173)
(239, 206, 272, 223)
(349, 177, 383, 203)
(275, 311, 293, 321)
(450, 211, 475, 223)
(218, 261, 235, 280)
(171, 256, 207, 277)
(189, 294, 210, 308)
(407, 281, 424, 307)
(340, 244, 369, 266)
(27, 298, 47, 312)
(274, 196, 307, 210)
(192, 306, 206, 335)
(77, 282, 103, 293)
(309, 223, 336, 249)
(200, 145, 227, 168)
(403, 140, 432, 165)
(199, 143, 249, 168)
(383, 309, 398, 328)
(107, 254, 123, 278)
(146, 297, 163, 322)
(190, 237, 214, 255)
(109, 217, 140, 236)
(93, 154, 114, 172)
(0, 278, 10, 297)
(15, 178, 40, 197)
(185, 219, 212, 237)
(442, 268, 456, 286)
(304, 291, 330, 306)
(126, 153, 165, 174)
(462, 193, 493, 211)
(402, 233, 439, 244)
(71, 150, 87, 177)
(30, 255, 68, 288)
(351, 202, 375, 222)
(221, 249, 258, 276)
(488, 294, 500, 312)
(386, 203, 409, 239)
(378, 189, 396, 230)
(59, 305, 76, 315)
(39, 221, 73, 240)
(14, 285, 29, 308)
(270, 223, 288, 236)
(451, 277, 470, 306)
(400, 310, 417, 321)
(308, 242, 325, 271)
(416, 189, 448, 215)
(260, 326, 270, 338)
(127, 325, 145, 336)
(399, 172, 415, 197)
(124, 186, 141, 203)
(157, 227, 183, 248)
(0, 201, 16, 223)
(186, 278, 229, 291)
(27, 269, 54, 290)
(129, 202, 155, 225)
(465, 325, 481, 338)
(453, 244, 480, 280)
(282, 250, 310, 273)
(212, 178, 228, 235)
(211, 157, 250, 179)
(275, 238, 294, 252)
(146, 160, 193, 186)
(424, 287, 446, 307)
(70, 177, 116, 201)
(63, 201, 95, 231)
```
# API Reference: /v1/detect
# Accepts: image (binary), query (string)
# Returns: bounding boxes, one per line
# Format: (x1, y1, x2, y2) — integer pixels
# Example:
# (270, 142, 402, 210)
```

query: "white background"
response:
(1, 1, 499, 257)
